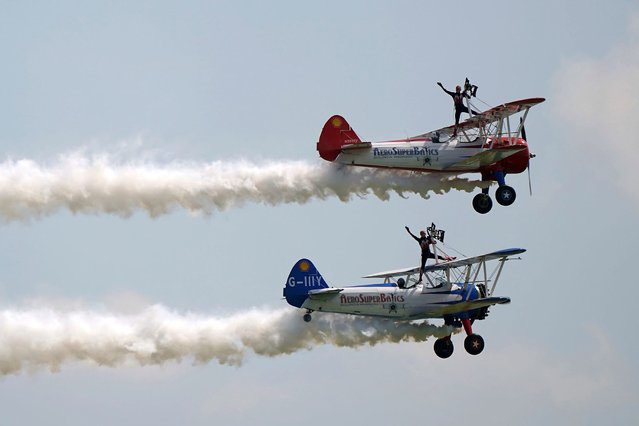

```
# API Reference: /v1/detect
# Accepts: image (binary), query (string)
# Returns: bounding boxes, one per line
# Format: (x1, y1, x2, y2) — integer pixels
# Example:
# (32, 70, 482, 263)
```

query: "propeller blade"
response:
(521, 116, 532, 195)
(527, 155, 534, 196)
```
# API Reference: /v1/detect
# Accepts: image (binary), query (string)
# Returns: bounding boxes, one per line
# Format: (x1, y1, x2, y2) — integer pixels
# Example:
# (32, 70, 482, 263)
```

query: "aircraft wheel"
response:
(303, 313, 312, 322)
(433, 338, 454, 359)
(495, 185, 516, 206)
(472, 194, 493, 214)
(464, 334, 485, 355)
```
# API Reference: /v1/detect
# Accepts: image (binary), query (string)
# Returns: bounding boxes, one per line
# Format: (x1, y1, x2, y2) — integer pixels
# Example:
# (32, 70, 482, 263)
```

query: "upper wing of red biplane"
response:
(410, 97, 546, 140)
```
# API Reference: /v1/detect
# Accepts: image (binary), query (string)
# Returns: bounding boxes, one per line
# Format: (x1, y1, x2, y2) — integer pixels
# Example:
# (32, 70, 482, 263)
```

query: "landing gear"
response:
(461, 318, 485, 355)
(472, 170, 517, 213)
(433, 336, 454, 359)
(434, 318, 488, 358)
(472, 193, 492, 214)
(495, 185, 516, 206)
(303, 310, 312, 322)
(464, 334, 485, 355)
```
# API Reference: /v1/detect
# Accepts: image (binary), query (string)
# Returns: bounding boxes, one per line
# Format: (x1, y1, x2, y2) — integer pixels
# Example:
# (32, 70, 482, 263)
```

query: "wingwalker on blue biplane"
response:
(316, 79, 545, 214)
(283, 224, 525, 358)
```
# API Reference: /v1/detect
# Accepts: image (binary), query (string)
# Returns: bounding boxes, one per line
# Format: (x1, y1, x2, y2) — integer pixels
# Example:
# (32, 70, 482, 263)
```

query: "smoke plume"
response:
(0, 305, 454, 374)
(0, 153, 483, 221)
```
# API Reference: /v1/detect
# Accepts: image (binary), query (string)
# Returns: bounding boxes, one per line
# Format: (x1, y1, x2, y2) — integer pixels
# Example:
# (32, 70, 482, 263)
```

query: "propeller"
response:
(520, 118, 533, 196)
(527, 155, 534, 196)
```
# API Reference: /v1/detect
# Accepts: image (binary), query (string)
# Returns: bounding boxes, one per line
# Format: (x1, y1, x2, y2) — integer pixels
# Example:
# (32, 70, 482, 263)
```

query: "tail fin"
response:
(283, 259, 329, 308)
(317, 115, 362, 161)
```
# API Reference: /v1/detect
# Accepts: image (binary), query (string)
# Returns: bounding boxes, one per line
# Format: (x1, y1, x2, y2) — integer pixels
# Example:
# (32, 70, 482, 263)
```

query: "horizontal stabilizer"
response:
(308, 288, 343, 300)
(341, 141, 372, 152)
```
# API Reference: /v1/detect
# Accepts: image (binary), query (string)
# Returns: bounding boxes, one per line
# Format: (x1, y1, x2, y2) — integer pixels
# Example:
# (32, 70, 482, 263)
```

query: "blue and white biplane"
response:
(283, 248, 524, 358)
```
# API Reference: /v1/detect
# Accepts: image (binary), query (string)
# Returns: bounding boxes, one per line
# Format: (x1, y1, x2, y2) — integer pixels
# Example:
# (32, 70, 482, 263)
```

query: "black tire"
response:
(433, 338, 454, 359)
(464, 334, 485, 355)
(495, 185, 516, 206)
(303, 313, 312, 323)
(472, 193, 493, 214)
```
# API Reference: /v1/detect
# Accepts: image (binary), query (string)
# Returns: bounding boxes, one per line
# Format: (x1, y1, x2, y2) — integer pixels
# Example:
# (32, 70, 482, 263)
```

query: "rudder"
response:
(283, 259, 329, 308)
(317, 115, 362, 161)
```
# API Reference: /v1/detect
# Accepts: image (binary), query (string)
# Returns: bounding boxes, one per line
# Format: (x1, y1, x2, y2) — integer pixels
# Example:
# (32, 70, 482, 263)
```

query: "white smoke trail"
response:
(0, 152, 483, 221)
(0, 305, 454, 375)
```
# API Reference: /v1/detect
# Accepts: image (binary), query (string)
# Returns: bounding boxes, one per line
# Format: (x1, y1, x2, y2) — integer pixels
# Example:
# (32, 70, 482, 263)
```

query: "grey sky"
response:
(0, 1, 637, 425)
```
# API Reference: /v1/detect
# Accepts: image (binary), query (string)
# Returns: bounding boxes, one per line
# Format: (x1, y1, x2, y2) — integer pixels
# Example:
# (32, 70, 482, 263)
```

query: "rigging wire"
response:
(472, 96, 494, 109)
(439, 241, 467, 259)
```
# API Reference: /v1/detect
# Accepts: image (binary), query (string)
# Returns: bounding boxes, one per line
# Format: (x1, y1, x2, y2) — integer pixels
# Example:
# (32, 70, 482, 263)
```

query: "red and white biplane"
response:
(317, 97, 545, 213)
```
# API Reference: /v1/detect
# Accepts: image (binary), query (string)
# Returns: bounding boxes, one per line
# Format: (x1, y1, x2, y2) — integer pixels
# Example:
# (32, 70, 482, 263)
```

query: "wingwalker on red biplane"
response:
(283, 225, 524, 358)
(316, 80, 545, 213)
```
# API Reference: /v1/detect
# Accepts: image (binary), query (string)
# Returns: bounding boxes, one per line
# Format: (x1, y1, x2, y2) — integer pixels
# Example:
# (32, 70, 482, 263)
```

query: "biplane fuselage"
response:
(333, 136, 530, 175)
(317, 98, 545, 213)
(294, 281, 489, 321)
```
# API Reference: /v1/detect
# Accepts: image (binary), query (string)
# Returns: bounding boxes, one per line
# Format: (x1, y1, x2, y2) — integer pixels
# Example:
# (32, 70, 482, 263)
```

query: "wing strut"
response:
(515, 108, 530, 140)
(471, 259, 483, 284)
(489, 258, 507, 296)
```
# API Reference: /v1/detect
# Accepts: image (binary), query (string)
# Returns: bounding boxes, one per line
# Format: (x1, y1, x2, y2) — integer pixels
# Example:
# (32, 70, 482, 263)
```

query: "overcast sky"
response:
(0, 1, 638, 425)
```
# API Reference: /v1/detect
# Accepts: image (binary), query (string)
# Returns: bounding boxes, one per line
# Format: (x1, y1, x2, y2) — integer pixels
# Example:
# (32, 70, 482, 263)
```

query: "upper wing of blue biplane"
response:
(423, 248, 526, 272)
(363, 248, 525, 278)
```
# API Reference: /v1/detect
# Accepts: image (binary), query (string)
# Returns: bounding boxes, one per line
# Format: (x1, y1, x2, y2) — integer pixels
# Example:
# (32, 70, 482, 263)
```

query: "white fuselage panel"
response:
(302, 284, 469, 320)
(337, 141, 484, 172)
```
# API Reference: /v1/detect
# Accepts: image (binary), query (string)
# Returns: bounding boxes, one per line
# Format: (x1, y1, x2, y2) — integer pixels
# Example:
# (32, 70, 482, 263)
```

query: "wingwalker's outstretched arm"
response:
(438, 81, 474, 100)
(437, 82, 456, 97)
(405, 226, 420, 242)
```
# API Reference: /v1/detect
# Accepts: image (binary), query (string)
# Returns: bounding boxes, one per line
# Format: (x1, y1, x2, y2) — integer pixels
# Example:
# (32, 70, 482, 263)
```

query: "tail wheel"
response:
(303, 313, 312, 322)
(495, 185, 516, 206)
(472, 193, 493, 214)
(433, 337, 454, 359)
(464, 334, 485, 355)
